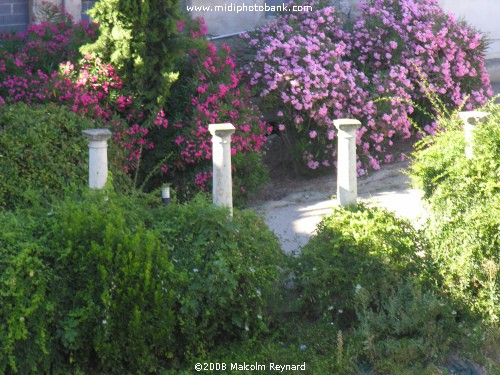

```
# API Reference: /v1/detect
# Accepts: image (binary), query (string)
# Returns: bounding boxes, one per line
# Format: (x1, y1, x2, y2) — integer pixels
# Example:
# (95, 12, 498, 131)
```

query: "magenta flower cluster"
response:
(160, 19, 270, 193)
(0, 15, 151, 173)
(0, 12, 269, 197)
(245, 0, 492, 174)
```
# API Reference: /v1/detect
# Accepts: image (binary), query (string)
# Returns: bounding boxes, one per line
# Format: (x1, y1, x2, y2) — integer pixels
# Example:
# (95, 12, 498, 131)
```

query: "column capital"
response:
(82, 129, 112, 142)
(209, 123, 236, 138)
(334, 119, 361, 136)
(458, 111, 489, 125)
(459, 111, 490, 159)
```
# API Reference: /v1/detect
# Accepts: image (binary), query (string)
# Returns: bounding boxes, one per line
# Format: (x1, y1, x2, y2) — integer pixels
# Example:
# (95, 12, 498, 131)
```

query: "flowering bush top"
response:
(0, 9, 270, 201)
(246, 0, 492, 175)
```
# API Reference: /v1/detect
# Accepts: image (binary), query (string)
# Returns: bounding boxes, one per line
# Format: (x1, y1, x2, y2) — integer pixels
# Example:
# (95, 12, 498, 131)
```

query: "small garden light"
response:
(161, 184, 171, 206)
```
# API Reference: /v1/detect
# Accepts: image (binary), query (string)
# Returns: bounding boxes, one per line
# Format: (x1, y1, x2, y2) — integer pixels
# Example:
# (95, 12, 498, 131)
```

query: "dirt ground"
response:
(250, 136, 427, 254)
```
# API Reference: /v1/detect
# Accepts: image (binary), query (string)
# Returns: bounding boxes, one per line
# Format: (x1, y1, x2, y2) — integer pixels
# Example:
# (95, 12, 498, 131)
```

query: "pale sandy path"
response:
(252, 159, 428, 255)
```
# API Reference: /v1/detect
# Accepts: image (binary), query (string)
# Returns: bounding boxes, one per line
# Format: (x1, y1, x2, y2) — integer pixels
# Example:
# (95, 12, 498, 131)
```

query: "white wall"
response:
(438, 0, 500, 60)
(188, 0, 266, 35)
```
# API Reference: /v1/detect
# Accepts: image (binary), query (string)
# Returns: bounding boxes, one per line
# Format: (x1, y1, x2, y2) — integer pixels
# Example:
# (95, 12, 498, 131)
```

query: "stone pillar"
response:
(459, 111, 489, 159)
(82, 129, 112, 189)
(209, 123, 235, 216)
(334, 119, 361, 207)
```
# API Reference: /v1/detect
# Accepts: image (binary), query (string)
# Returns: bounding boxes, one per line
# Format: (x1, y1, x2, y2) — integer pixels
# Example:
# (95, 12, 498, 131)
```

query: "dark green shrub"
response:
(152, 194, 285, 359)
(0, 102, 130, 210)
(295, 205, 428, 327)
(82, 0, 188, 109)
(0, 211, 53, 374)
(44, 192, 177, 374)
(1, 191, 285, 373)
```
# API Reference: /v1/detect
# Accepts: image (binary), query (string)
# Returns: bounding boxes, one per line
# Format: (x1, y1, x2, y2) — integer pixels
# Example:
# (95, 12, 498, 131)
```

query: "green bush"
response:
(0, 102, 130, 210)
(425, 196, 500, 323)
(295, 205, 429, 327)
(352, 278, 461, 374)
(44, 192, 177, 374)
(153, 194, 285, 359)
(82, 0, 188, 109)
(409, 127, 466, 200)
(409, 103, 500, 323)
(0, 211, 53, 374)
(0, 192, 284, 373)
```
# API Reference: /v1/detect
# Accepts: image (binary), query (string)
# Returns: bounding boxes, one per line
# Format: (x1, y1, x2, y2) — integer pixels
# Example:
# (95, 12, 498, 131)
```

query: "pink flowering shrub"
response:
(0, 10, 149, 178)
(0, 7, 97, 76)
(141, 19, 270, 202)
(0, 12, 269, 201)
(352, 0, 492, 134)
(246, 0, 492, 175)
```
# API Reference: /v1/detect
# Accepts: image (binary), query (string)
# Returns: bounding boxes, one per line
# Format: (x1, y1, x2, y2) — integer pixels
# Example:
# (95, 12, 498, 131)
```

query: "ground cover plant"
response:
(245, 0, 492, 175)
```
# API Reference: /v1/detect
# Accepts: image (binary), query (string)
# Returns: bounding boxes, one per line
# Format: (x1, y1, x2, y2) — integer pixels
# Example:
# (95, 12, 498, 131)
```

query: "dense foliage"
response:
(295, 205, 429, 326)
(0, 102, 129, 210)
(0, 193, 284, 373)
(0, 0, 498, 373)
(81, 0, 186, 109)
(246, 0, 492, 174)
(0, 8, 269, 202)
(409, 103, 500, 323)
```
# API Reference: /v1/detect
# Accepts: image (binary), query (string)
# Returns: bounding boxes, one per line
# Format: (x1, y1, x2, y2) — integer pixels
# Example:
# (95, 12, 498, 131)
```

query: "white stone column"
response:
(334, 119, 361, 207)
(209, 123, 235, 216)
(82, 129, 112, 189)
(459, 111, 489, 159)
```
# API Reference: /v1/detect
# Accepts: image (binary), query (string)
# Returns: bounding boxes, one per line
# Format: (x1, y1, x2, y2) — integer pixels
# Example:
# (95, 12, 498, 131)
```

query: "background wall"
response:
(437, 0, 500, 81)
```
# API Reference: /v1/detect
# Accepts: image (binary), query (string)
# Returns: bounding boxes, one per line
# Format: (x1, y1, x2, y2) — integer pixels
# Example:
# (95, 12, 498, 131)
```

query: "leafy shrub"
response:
(152, 194, 285, 359)
(246, 0, 491, 174)
(407, 127, 465, 199)
(426, 198, 500, 323)
(352, 278, 461, 374)
(410, 104, 500, 322)
(0, 102, 128, 210)
(43, 192, 177, 374)
(0, 192, 284, 373)
(295, 205, 428, 327)
(81, 0, 188, 109)
(0, 210, 53, 374)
